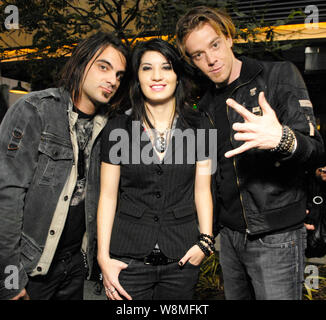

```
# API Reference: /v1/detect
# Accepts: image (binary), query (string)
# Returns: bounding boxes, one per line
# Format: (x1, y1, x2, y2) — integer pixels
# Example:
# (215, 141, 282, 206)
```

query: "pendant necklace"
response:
(145, 102, 175, 154)
(154, 128, 169, 153)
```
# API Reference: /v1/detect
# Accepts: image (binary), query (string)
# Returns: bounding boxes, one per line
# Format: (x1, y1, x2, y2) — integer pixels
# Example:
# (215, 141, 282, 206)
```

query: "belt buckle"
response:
(144, 251, 167, 265)
(144, 255, 153, 265)
(154, 254, 166, 266)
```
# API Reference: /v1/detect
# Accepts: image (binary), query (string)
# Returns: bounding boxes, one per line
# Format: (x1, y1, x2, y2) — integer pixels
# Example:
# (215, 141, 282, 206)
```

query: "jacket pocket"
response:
(258, 230, 297, 249)
(39, 132, 73, 160)
(118, 200, 145, 219)
(37, 133, 73, 186)
(172, 204, 196, 219)
(167, 204, 197, 226)
(20, 233, 43, 273)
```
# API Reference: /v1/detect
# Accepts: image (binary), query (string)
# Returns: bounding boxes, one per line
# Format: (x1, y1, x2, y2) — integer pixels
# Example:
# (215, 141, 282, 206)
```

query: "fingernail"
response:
(179, 261, 183, 266)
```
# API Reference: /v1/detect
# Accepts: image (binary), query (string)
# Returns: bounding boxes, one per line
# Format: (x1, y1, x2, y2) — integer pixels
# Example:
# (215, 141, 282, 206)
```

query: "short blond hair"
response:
(176, 6, 236, 64)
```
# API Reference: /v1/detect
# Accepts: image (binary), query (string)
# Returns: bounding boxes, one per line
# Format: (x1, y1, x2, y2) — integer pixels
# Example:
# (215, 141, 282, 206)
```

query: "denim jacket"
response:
(0, 88, 107, 299)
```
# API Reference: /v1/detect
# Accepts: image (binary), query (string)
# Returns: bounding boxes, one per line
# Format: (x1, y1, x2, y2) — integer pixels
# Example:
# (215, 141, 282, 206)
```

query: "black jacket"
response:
(198, 56, 324, 236)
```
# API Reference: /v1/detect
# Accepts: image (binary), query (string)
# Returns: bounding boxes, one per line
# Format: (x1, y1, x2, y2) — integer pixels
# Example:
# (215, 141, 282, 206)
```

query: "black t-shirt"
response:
(55, 107, 94, 257)
(209, 80, 247, 232)
(55, 201, 86, 256)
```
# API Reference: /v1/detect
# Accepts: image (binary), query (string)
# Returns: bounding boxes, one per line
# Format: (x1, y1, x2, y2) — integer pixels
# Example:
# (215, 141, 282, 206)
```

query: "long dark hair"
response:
(129, 38, 199, 128)
(58, 31, 129, 109)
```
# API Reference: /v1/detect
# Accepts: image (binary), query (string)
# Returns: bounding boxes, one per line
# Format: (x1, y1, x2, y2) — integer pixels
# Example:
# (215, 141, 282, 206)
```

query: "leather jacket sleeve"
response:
(270, 61, 325, 167)
(0, 97, 42, 299)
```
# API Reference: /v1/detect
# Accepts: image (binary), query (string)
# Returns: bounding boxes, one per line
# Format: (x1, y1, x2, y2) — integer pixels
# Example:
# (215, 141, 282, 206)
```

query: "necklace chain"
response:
(145, 102, 175, 153)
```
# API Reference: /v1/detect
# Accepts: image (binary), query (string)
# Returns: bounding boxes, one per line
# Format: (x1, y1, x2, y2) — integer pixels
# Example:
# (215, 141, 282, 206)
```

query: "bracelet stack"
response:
(269, 125, 296, 156)
(196, 233, 216, 257)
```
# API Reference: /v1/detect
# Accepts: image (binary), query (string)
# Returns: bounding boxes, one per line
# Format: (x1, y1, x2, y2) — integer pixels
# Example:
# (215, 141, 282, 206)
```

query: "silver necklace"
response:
(144, 102, 175, 153)
(154, 128, 169, 153)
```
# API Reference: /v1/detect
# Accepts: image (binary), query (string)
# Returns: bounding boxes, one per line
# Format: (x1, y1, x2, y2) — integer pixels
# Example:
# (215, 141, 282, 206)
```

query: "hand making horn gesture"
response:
(224, 92, 283, 158)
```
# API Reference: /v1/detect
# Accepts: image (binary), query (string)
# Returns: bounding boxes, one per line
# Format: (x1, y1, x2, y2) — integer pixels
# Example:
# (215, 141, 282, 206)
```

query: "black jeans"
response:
(116, 257, 201, 300)
(25, 251, 86, 300)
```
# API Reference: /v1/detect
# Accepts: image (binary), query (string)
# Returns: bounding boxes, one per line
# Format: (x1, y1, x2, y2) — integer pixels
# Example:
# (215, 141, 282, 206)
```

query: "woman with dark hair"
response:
(97, 39, 214, 300)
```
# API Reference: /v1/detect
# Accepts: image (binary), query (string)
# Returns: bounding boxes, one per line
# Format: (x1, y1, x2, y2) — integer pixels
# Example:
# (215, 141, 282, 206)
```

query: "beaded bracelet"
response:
(270, 125, 296, 156)
(199, 233, 215, 244)
(196, 241, 213, 257)
(200, 237, 216, 253)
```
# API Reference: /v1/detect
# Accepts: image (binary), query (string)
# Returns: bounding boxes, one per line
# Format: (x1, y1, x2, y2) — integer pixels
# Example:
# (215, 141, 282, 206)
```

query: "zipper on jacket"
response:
(203, 110, 217, 129)
(201, 71, 260, 236)
(202, 85, 251, 235)
(203, 92, 251, 236)
(232, 149, 250, 237)
(227, 80, 254, 236)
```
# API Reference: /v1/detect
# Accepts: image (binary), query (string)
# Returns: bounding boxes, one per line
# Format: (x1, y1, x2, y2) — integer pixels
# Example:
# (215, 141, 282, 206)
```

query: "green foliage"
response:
(0, 0, 306, 89)
(303, 264, 326, 300)
(0, 0, 306, 53)
(195, 253, 224, 300)
(139, 0, 305, 60)
(231, 3, 305, 60)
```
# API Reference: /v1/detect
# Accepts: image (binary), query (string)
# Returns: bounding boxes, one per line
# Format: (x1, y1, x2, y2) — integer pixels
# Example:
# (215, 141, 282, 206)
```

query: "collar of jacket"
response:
(204, 56, 264, 97)
(59, 87, 108, 131)
(197, 56, 264, 127)
(236, 56, 263, 86)
(200, 56, 263, 103)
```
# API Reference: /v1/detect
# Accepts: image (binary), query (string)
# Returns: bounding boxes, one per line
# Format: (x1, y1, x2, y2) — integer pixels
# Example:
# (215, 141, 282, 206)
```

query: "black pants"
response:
(26, 251, 86, 300)
(116, 257, 201, 300)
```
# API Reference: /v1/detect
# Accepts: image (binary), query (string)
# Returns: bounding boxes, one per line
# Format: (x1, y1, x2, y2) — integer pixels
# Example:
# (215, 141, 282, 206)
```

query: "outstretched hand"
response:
(224, 92, 282, 158)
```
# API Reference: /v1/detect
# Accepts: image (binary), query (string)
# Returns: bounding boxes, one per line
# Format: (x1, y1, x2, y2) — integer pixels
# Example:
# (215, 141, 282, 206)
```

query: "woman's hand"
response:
(178, 244, 206, 267)
(98, 255, 132, 300)
(10, 288, 30, 300)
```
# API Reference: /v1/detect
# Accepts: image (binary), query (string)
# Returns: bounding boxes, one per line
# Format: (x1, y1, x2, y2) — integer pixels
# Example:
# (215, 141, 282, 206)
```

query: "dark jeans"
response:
(116, 257, 200, 300)
(25, 251, 86, 300)
(220, 226, 306, 300)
